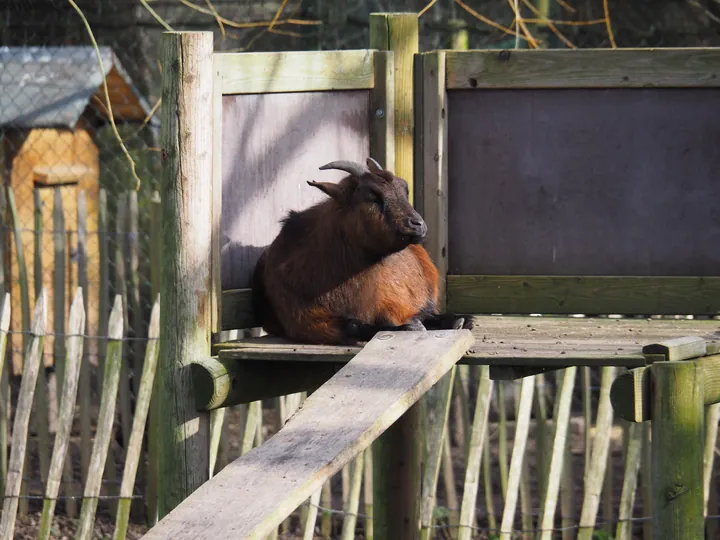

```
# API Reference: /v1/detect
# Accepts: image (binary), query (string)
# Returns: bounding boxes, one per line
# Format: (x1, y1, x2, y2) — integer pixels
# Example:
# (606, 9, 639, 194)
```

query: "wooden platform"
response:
(145, 330, 474, 539)
(215, 315, 720, 367)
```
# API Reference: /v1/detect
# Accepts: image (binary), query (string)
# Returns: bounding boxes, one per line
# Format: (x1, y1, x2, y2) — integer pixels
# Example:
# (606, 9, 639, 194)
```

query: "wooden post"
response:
(651, 361, 705, 540)
(157, 30, 214, 518)
(370, 12, 418, 204)
(370, 14, 422, 540)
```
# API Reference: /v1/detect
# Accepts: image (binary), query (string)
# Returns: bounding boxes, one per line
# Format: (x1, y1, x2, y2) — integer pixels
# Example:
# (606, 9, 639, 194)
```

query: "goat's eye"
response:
(366, 189, 383, 206)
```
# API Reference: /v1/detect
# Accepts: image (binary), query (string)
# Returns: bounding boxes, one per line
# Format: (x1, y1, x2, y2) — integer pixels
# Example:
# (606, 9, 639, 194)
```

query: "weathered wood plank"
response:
(642, 336, 707, 361)
(217, 50, 375, 94)
(0, 290, 46, 539)
(192, 356, 343, 410)
(76, 296, 124, 540)
(143, 330, 473, 540)
(370, 13, 417, 205)
(38, 288, 85, 540)
(221, 289, 256, 331)
(612, 354, 720, 422)
(447, 275, 720, 316)
(113, 298, 160, 540)
(577, 366, 617, 540)
(158, 30, 214, 518)
(414, 52, 448, 309)
(457, 366, 493, 540)
(651, 361, 705, 539)
(445, 49, 720, 89)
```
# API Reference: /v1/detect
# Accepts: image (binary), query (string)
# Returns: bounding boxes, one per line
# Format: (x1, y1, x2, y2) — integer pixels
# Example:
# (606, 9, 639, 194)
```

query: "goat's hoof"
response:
(403, 320, 427, 332)
(452, 317, 465, 330)
(457, 317, 474, 331)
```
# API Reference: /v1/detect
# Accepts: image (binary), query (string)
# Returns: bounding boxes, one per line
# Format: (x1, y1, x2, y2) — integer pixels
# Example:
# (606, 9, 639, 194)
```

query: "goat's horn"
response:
(318, 160, 369, 178)
(366, 157, 384, 172)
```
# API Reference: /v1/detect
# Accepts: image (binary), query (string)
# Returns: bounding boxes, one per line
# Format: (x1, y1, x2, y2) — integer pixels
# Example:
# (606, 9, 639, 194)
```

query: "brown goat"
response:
(251, 157, 472, 345)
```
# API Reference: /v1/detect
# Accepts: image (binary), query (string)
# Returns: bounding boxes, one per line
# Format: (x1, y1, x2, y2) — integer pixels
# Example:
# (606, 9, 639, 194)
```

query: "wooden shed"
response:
(0, 45, 157, 373)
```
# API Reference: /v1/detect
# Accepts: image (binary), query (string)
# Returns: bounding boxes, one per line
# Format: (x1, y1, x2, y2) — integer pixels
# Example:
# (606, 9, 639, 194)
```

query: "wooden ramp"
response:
(142, 329, 473, 540)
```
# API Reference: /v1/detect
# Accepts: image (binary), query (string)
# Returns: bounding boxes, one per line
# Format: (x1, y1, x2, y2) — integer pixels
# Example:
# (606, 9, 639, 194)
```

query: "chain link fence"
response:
(1, 0, 719, 537)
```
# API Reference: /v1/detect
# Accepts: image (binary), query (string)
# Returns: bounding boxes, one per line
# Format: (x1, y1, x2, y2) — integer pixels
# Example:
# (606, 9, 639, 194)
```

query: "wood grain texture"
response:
(414, 52, 449, 310)
(0, 290, 45, 539)
(76, 296, 124, 540)
(38, 288, 85, 540)
(220, 91, 370, 290)
(457, 366, 493, 540)
(216, 314, 719, 369)
(445, 49, 720, 89)
(191, 356, 342, 411)
(642, 336, 707, 361)
(217, 50, 375, 94)
(446, 88, 720, 278)
(615, 421, 643, 540)
(221, 288, 256, 330)
(369, 50, 395, 175)
(613, 354, 720, 423)
(211, 65, 222, 333)
(158, 31, 214, 518)
(143, 330, 473, 540)
(370, 14, 417, 205)
(447, 275, 720, 316)
(651, 361, 705, 540)
(577, 366, 616, 539)
(113, 299, 160, 540)
(537, 366, 576, 539)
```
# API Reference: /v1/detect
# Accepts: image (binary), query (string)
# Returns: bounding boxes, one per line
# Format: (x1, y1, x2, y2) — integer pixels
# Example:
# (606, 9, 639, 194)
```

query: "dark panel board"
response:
(221, 90, 371, 290)
(446, 88, 720, 276)
(447, 275, 720, 316)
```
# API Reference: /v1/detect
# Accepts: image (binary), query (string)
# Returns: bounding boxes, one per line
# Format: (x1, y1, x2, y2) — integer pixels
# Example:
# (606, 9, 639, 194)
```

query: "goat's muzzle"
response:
(400, 215, 428, 243)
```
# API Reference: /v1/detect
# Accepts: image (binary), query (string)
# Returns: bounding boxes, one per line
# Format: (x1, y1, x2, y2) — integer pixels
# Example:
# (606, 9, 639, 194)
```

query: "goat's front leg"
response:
(343, 317, 427, 342)
(422, 312, 474, 331)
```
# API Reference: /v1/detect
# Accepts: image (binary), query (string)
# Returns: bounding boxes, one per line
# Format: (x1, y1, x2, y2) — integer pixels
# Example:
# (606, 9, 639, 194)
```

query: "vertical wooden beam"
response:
(413, 51, 448, 310)
(368, 46, 422, 540)
(651, 361, 704, 540)
(158, 30, 214, 519)
(369, 12, 418, 204)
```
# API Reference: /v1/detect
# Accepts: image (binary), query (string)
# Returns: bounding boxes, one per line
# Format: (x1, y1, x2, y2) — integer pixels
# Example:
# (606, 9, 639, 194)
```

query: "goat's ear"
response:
(307, 180, 344, 200)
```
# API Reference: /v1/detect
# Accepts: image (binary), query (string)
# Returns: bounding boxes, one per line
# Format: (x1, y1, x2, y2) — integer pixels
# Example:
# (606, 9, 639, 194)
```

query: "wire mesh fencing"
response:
(1, 0, 720, 537)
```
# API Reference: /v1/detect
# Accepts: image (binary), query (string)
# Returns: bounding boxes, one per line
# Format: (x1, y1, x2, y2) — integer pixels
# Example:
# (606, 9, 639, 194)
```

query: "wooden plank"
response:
(537, 366, 576, 539)
(445, 49, 720, 89)
(220, 289, 255, 331)
(369, 50, 395, 176)
(642, 336, 707, 361)
(113, 298, 161, 540)
(38, 288, 85, 540)
(413, 52, 448, 309)
(369, 13, 417, 205)
(192, 356, 343, 410)
(77, 191, 91, 488)
(76, 295, 124, 540)
(211, 63, 222, 334)
(651, 361, 704, 539)
(457, 366, 493, 540)
(143, 329, 473, 540)
(447, 275, 720, 316)
(219, 90, 370, 291)
(0, 289, 46, 539)
(445, 88, 720, 279)
(613, 354, 720, 422)
(615, 421, 643, 540)
(158, 30, 214, 519)
(216, 50, 375, 95)
(577, 366, 617, 539)
(499, 376, 535, 540)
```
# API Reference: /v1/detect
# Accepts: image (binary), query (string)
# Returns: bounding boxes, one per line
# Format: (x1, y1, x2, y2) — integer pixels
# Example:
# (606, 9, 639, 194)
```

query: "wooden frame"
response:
(212, 49, 394, 331)
(415, 48, 720, 316)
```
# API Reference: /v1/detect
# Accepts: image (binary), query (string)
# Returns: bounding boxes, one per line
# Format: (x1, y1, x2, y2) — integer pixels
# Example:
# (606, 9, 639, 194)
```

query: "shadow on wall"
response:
(219, 54, 373, 291)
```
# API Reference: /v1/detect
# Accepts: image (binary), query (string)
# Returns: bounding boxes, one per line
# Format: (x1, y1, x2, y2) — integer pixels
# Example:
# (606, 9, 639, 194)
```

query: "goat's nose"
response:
(408, 216, 424, 228)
